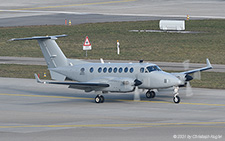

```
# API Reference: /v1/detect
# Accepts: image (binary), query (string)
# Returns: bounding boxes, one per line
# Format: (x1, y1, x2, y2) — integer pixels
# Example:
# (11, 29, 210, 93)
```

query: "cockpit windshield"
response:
(146, 65, 162, 72)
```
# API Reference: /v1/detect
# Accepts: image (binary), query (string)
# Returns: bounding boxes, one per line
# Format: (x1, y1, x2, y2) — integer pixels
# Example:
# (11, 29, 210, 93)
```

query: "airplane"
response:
(10, 34, 213, 104)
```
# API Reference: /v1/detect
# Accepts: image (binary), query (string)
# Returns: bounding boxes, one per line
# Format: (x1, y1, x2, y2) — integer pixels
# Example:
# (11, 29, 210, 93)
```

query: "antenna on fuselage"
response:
(139, 60, 144, 63)
(100, 58, 104, 64)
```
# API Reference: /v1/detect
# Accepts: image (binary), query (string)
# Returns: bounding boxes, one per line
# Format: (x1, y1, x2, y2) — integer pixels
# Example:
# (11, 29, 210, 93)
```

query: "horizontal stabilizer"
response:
(34, 74, 109, 89)
(9, 34, 67, 41)
(34, 73, 44, 84)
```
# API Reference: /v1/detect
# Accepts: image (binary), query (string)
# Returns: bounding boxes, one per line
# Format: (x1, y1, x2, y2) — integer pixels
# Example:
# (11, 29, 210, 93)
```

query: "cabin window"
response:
(90, 67, 94, 73)
(103, 67, 107, 73)
(140, 67, 144, 73)
(98, 67, 102, 73)
(124, 67, 128, 73)
(108, 67, 112, 73)
(130, 68, 134, 73)
(113, 67, 117, 73)
(119, 67, 123, 73)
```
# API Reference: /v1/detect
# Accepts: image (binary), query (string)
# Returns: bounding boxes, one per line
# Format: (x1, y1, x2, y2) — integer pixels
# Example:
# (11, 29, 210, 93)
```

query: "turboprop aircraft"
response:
(10, 34, 213, 104)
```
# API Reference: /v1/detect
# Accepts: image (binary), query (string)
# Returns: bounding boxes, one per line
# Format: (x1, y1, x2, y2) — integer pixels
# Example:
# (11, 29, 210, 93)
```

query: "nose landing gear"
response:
(173, 86, 180, 104)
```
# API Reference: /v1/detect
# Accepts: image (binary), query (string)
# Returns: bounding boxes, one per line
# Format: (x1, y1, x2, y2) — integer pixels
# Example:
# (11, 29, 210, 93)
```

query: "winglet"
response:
(206, 58, 213, 68)
(34, 73, 44, 83)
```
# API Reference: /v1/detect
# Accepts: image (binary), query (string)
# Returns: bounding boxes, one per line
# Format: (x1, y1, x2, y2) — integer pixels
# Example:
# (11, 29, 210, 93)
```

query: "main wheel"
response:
(146, 91, 152, 98)
(100, 95, 105, 103)
(173, 96, 180, 104)
(146, 91, 155, 98)
(95, 95, 101, 103)
(151, 91, 156, 98)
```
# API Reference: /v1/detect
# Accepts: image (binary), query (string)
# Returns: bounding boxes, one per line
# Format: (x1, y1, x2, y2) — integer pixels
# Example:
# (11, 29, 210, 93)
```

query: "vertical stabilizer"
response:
(10, 35, 68, 81)
(37, 38, 67, 68)
(10, 35, 68, 68)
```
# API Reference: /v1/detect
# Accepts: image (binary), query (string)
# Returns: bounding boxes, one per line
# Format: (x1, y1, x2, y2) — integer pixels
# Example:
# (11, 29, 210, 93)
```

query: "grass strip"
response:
(0, 20, 225, 64)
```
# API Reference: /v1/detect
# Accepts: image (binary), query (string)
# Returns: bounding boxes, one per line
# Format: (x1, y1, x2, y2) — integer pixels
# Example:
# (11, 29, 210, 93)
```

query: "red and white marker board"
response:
(83, 36, 92, 50)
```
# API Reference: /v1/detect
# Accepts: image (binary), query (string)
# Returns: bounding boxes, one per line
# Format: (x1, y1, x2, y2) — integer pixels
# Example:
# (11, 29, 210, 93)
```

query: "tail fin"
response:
(10, 34, 68, 68)
(10, 35, 69, 81)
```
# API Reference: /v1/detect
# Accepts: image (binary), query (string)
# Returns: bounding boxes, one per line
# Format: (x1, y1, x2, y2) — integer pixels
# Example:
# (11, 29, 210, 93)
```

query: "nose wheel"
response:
(173, 86, 180, 104)
(173, 95, 180, 103)
(95, 95, 104, 103)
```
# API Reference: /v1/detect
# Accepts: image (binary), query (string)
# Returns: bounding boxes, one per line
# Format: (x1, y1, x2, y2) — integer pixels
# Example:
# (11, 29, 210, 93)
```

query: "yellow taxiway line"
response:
(12, 0, 136, 11)
(1, 93, 225, 107)
(0, 122, 225, 129)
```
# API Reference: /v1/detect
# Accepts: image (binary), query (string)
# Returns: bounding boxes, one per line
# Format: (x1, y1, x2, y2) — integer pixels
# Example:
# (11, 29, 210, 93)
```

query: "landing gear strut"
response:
(95, 95, 104, 103)
(173, 86, 180, 104)
(146, 90, 156, 98)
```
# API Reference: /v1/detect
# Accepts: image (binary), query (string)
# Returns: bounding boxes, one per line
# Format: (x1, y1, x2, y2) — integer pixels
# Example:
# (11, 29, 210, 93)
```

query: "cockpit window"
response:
(146, 65, 162, 73)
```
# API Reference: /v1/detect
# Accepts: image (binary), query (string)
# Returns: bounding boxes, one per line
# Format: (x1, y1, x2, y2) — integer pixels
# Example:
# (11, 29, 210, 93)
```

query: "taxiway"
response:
(0, 77, 224, 141)
(1, 0, 225, 27)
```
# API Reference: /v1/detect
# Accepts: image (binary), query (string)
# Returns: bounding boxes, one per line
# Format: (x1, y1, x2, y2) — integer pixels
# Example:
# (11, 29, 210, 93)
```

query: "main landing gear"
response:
(95, 94, 105, 103)
(173, 86, 180, 104)
(146, 90, 156, 99)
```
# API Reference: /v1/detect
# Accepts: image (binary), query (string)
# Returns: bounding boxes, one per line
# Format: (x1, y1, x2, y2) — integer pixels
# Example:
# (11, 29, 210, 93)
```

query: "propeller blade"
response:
(193, 71, 201, 80)
(183, 60, 190, 70)
(134, 86, 140, 101)
(186, 82, 193, 97)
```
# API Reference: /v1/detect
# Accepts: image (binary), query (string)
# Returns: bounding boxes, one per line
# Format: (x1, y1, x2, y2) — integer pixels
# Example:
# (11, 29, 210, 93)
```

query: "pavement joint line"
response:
(10, 0, 137, 11)
(1, 93, 225, 106)
(1, 122, 225, 129)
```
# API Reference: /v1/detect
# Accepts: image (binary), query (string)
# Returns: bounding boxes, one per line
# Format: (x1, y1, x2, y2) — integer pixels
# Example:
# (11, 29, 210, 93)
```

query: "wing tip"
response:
(206, 58, 213, 68)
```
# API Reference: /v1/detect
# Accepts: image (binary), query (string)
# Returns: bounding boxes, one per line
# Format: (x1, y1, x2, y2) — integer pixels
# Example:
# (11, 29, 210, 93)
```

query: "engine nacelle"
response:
(103, 77, 135, 92)
(171, 73, 193, 86)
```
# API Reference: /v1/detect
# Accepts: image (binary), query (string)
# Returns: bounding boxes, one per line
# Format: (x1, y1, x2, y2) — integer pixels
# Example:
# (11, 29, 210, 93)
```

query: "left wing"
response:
(34, 74, 109, 91)
(181, 58, 213, 74)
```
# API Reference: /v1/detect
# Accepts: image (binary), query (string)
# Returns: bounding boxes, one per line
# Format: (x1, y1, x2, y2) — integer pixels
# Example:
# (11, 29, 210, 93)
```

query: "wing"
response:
(181, 58, 213, 74)
(34, 74, 109, 92)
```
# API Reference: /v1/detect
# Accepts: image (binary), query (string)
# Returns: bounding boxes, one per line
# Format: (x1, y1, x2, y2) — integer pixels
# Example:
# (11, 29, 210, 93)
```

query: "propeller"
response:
(185, 81, 193, 97)
(183, 59, 190, 70)
(134, 86, 141, 101)
(193, 71, 201, 80)
(133, 79, 142, 101)
(182, 60, 194, 97)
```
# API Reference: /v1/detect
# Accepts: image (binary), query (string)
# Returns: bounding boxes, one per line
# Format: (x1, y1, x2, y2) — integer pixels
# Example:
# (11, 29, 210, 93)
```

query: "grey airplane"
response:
(10, 35, 213, 104)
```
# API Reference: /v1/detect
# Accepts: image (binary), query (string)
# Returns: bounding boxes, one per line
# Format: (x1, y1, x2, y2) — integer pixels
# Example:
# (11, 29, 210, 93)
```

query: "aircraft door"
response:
(78, 67, 88, 81)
